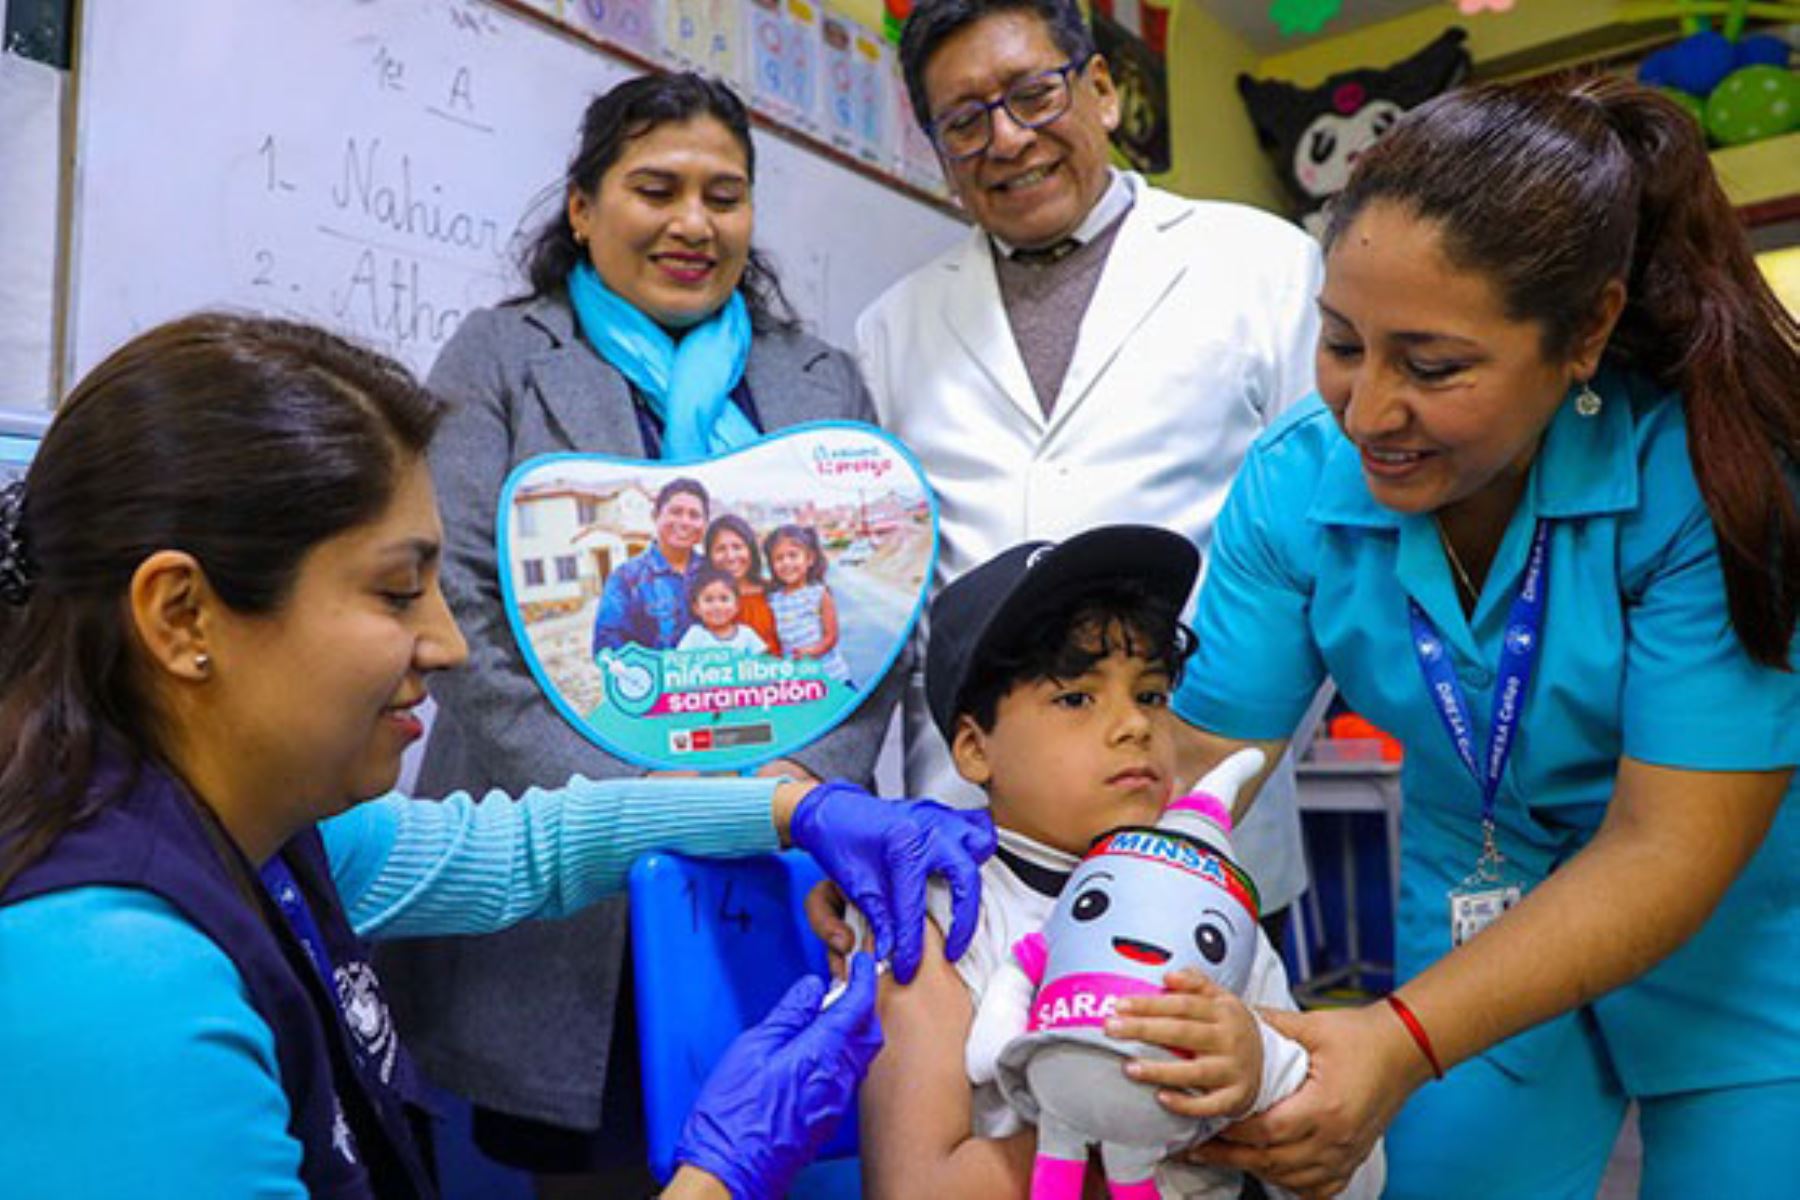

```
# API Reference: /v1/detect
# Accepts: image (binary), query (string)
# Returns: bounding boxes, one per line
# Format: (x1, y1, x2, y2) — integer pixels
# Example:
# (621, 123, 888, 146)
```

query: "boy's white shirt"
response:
(871, 826, 1386, 1200)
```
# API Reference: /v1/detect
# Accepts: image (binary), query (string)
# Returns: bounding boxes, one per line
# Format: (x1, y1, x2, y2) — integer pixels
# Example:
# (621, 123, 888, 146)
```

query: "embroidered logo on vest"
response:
(335, 960, 399, 1085)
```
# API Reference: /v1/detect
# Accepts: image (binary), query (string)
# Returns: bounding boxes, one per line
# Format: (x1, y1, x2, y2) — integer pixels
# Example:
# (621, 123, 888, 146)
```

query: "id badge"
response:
(1448, 818, 1527, 946)
(1448, 882, 1523, 947)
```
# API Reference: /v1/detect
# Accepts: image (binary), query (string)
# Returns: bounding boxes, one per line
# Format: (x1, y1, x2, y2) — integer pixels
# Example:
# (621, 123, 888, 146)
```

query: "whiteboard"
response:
(66, 0, 964, 382)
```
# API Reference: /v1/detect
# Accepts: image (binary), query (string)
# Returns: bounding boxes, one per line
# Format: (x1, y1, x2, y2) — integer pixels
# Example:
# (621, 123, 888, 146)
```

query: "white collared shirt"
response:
(988, 168, 1135, 259)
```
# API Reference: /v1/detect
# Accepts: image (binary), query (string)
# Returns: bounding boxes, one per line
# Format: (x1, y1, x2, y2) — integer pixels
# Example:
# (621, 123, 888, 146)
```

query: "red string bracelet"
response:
(1385, 994, 1445, 1081)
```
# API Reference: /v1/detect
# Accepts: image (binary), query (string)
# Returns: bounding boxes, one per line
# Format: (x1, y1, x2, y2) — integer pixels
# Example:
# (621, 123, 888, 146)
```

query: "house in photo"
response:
(510, 478, 656, 621)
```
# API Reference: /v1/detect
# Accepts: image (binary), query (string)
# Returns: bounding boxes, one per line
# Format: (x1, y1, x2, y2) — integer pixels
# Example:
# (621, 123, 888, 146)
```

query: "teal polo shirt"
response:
(1175, 368, 1800, 1096)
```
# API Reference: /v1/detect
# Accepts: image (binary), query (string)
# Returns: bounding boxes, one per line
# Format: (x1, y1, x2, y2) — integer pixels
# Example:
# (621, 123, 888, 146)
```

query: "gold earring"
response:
(1574, 380, 1602, 418)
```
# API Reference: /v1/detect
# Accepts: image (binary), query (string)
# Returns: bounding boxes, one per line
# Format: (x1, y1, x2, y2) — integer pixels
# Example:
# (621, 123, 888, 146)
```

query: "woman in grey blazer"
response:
(376, 72, 908, 1191)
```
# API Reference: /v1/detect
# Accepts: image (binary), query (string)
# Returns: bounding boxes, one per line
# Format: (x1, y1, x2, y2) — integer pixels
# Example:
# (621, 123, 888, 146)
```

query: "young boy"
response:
(856, 525, 1383, 1199)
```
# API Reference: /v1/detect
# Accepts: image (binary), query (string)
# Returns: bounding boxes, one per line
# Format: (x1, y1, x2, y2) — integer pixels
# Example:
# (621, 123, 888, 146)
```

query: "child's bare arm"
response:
(815, 588, 840, 653)
(861, 920, 1036, 1200)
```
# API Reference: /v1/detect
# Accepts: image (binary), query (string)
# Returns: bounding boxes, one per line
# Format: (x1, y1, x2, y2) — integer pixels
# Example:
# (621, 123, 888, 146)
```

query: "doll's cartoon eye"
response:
(1072, 887, 1111, 922)
(1194, 922, 1228, 964)
(1308, 127, 1337, 166)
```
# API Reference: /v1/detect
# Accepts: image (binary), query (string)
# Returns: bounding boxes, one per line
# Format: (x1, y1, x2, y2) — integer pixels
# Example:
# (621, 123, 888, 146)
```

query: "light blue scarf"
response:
(567, 261, 759, 460)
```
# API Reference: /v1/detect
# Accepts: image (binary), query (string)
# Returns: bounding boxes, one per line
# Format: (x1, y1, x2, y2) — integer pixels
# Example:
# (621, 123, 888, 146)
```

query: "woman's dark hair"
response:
(519, 72, 799, 333)
(1325, 76, 1800, 668)
(764, 524, 828, 585)
(705, 513, 767, 587)
(654, 476, 710, 517)
(0, 314, 444, 889)
(899, 0, 1095, 128)
(957, 576, 1192, 733)
(687, 564, 742, 613)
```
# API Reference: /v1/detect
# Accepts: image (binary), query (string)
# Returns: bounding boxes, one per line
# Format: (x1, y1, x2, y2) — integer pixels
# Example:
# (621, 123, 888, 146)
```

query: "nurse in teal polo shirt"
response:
(1149, 78, 1800, 1200)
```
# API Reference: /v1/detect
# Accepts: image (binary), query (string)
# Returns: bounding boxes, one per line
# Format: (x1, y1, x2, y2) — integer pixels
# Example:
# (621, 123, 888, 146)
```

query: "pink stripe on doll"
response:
(1026, 971, 1162, 1033)
(1165, 791, 1233, 831)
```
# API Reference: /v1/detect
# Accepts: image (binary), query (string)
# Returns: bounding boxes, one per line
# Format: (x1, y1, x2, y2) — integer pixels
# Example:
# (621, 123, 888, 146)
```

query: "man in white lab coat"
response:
(856, 0, 1324, 936)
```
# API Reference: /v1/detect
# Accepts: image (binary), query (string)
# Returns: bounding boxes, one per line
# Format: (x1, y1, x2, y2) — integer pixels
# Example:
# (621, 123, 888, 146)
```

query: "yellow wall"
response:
(1220, 4, 1793, 210)
(1255, 0, 1670, 86)
(1152, 0, 1286, 209)
(1150, 0, 1689, 215)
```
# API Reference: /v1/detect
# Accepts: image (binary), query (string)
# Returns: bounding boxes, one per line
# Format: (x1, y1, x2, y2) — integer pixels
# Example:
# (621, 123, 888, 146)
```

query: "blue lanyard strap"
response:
(1409, 520, 1550, 836)
(259, 855, 336, 985)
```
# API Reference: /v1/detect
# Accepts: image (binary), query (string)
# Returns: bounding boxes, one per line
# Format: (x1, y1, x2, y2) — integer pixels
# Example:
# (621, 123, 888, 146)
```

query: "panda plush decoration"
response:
(1238, 28, 1471, 238)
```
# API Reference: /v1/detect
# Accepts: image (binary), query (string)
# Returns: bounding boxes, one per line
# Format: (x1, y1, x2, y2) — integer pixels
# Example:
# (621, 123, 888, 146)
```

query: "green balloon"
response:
(1704, 66, 1800, 147)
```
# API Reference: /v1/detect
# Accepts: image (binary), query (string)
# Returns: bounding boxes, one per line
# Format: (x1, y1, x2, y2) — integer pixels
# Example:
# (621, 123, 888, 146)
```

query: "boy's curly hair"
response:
(954, 576, 1194, 732)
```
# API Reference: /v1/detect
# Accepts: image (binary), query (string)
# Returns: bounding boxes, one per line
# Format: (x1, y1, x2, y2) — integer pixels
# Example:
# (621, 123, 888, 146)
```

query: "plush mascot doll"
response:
(1237, 28, 1471, 237)
(964, 749, 1310, 1199)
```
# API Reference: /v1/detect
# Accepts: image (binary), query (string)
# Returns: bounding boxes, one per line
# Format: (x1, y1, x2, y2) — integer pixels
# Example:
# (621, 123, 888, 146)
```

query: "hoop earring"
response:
(1573, 379, 1602, 418)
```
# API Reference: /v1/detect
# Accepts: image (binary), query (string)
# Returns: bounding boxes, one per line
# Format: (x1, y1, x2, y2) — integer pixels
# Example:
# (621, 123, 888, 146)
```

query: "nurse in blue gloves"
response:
(0, 314, 990, 1200)
(1168, 77, 1800, 1200)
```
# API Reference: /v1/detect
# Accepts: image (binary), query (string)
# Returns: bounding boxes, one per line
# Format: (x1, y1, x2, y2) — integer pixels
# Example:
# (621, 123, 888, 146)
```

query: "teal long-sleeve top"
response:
(0, 776, 781, 1200)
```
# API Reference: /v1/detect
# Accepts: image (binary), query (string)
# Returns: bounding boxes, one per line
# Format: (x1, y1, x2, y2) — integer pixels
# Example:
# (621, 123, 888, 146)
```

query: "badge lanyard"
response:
(260, 855, 337, 986)
(1408, 520, 1549, 944)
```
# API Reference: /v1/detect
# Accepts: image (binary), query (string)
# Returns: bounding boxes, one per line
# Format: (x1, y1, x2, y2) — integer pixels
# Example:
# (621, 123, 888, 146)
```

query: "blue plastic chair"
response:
(629, 850, 862, 1196)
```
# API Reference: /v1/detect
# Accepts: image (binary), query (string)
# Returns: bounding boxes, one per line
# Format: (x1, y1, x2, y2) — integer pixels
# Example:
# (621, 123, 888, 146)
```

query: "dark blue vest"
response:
(1, 762, 437, 1199)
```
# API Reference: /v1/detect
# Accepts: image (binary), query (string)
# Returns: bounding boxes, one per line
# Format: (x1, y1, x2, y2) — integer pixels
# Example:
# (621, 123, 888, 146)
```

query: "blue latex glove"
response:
(675, 954, 884, 1200)
(787, 779, 997, 983)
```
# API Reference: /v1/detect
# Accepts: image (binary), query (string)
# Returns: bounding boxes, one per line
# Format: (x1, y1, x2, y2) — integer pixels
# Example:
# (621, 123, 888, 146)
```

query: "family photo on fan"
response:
(499, 424, 934, 770)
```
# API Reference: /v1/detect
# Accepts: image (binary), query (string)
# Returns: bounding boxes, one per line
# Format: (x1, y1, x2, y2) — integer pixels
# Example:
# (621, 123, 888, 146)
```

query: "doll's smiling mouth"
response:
(1111, 936, 1171, 966)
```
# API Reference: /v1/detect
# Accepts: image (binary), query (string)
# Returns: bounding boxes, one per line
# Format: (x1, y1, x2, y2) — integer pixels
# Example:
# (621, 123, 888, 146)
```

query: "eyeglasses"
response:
(925, 56, 1093, 162)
